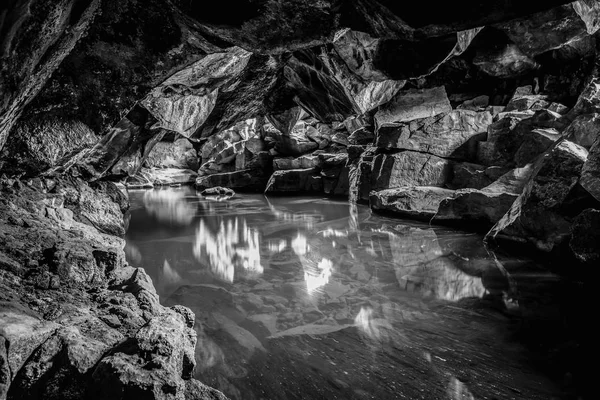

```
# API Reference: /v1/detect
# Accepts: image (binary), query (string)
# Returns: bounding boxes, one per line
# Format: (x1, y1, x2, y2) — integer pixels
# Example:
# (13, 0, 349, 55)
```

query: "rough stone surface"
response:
(265, 169, 323, 194)
(371, 152, 453, 192)
(570, 208, 600, 265)
(375, 110, 492, 159)
(375, 87, 452, 127)
(370, 186, 454, 219)
(145, 138, 199, 171)
(580, 136, 600, 202)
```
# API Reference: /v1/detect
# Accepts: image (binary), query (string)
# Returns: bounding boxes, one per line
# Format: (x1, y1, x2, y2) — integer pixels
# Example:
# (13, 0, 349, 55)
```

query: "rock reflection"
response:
(304, 258, 332, 293)
(194, 217, 263, 283)
(143, 189, 195, 226)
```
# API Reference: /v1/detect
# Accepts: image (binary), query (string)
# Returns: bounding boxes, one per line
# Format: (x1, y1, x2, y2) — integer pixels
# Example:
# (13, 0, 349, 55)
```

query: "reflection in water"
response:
(304, 258, 332, 293)
(143, 189, 195, 225)
(194, 218, 263, 283)
(126, 188, 573, 400)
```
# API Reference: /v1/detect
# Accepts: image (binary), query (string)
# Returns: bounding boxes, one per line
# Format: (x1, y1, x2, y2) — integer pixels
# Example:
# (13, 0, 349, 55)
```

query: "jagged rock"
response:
(321, 154, 350, 196)
(505, 87, 550, 112)
(185, 379, 229, 400)
(487, 140, 589, 251)
(473, 44, 538, 78)
(567, 77, 600, 118)
(196, 170, 268, 192)
(563, 113, 600, 148)
(449, 163, 508, 190)
(201, 187, 235, 198)
(371, 152, 453, 192)
(434, 165, 534, 229)
(145, 137, 199, 170)
(375, 110, 492, 159)
(570, 208, 600, 265)
(91, 308, 197, 400)
(273, 135, 319, 156)
(267, 107, 303, 136)
(581, 136, 600, 202)
(457, 95, 490, 111)
(370, 186, 454, 219)
(1, 117, 98, 176)
(273, 156, 321, 170)
(265, 169, 323, 193)
(374, 86, 452, 126)
(477, 110, 564, 167)
(349, 148, 376, 203)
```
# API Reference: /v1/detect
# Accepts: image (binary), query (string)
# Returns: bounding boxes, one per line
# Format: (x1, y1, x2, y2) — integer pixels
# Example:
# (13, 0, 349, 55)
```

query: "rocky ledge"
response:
(0, 176, 227, 400)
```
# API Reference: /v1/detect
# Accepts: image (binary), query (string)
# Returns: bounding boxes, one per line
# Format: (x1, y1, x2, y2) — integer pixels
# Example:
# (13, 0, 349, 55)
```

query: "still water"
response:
(125, 187, 581, 400)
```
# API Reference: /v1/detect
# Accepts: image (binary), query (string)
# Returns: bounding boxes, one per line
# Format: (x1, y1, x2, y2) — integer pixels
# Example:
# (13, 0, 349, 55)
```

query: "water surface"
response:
(125, 187, 581, 400)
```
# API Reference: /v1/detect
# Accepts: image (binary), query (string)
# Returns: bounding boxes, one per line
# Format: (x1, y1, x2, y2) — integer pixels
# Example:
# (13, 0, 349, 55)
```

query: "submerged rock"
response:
(201, 187, 235, 198)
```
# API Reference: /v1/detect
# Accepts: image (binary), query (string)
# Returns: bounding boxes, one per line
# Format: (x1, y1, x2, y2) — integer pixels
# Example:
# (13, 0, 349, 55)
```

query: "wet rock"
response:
(265, 169, 323, 194)
(371, 152, 453, 192)
(370, 186, 454, 219)
(580, 137, 600, 202)
(375, 110, 492, 159)
(201, 187, 235, 198)
(570, 208, 600, 265)
(1, 117, 98, 176)
(196, 170, 269, 192)
(563, 113, 600, 148)
(349, 148, 376, 203)
(488, 140, 589, 251)
(374, 86, 452, 126)
(145, 137, 199, 170)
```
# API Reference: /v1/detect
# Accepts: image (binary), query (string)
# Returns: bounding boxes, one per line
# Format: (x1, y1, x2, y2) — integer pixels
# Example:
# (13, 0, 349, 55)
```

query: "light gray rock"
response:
(371, 152, 453, 192)
(375, 86, 451, 126)
(370, 186, 454, 219)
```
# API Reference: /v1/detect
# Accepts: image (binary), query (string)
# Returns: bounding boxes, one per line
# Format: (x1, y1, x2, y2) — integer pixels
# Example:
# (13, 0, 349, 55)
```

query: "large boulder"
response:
(1, 117, 98, 176)
(375, 110, 492, 159)
(580, 136, 600, 202)
(370, 186, 454, 219)
(374, 86, 452, 127)
(563, 113, 600, 148)
(487, 140, 589, 251)
(433, 165, 534, 229)
(264, 169, 323, 194)
(196, 170, 269, 192)
(370, 151, 452, 192)
(145, 137, 199, 170)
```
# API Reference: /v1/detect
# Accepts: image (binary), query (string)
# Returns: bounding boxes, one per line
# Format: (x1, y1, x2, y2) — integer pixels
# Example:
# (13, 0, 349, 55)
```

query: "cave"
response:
(0, 1, 595, 399)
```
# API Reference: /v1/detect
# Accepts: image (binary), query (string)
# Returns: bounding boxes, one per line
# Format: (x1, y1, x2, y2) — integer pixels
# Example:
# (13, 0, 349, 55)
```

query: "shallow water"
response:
(125, 187, 582, 400)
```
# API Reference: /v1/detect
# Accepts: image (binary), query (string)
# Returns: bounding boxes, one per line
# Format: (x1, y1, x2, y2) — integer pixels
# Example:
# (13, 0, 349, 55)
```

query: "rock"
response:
(449, 163, 504, 190)
(349, 148, 376, 203)
(375, 86, 452, 126)
(185, 379, 229, 400)
(145, 137, 199, 170)
(196, 170, 269, 192)
(505, 89, 550, 112)
(371, 152, 453, 192)
(473, 44, 538, 78)
(265, 169, 323, 194)
(487, 140, 589, 251)
(273, 155, 322, 170)
(513, 128, 560, 167)
(200, 187, 235, 198)
(434, 165, 534, 229)
(370, 186, 454, 219)
(457, 95, 489, 111)
(564, 113, 600, 148)
(375, 110, 492, 159)
(267, 107, 303, 136)
(567, 77, 600, 118)
(580, 137, 600, 202)
(570, 208, 600, 265)
(1, 117, 98, 176)
(273, 134, 319, 156)
(91, 309, 197, 400)
(127, 168, 198, 188)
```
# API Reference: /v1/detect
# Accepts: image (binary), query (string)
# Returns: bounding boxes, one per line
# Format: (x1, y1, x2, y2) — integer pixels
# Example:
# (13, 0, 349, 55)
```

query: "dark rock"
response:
(1, 117, 98, 176)
(449, 163, 503, 190)
(267, 107, 303, 136)
(570, 208, 600, 265)
(126, 168, 198, 189)
(375, 86, 452, 126)
(273, 156, 321, 171)
(371, 152, 453, 192)
(265, 169, 323, 193)
(563, 113, 600, 148)
(581, 136, 600, 202)
(487, 140, 589, 251)
(196, 170, 269, 192)
(434, 165, 534, 229)
(370, 186, 454, 219)
(273, 135, 319, 156)
(375, 110, 492, 159)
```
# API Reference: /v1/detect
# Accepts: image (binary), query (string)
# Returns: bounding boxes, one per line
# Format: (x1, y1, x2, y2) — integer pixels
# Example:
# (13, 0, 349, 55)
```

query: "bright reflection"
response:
(304, 258, 332, 293)
(194, 217, 263, 283)
(447, 377, 475, 400)
(267, 239, 287, 253)
(291, 233, 309, 256)
(320, 228, 347, 238)
(354, 306, 380, 340)
(143, 189, 195, 226)
(162, 259, 182, 286)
